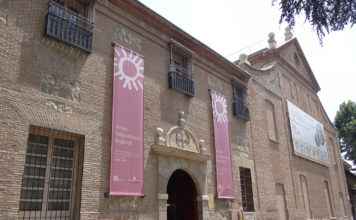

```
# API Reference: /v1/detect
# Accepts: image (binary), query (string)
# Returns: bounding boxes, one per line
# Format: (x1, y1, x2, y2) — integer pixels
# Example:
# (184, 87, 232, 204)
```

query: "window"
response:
(239, 167, 254, 212)
(266, 100, 278, 142)
(53, 0, 90, 18)
(324, 180, 334, 217)
(168, 40, 195, 96)
(300, 175, 311, 218)
(19, 126, 84, 219)
(232, 81, 249, 121)
(172, 49, 190, 78)
(46, 0, 94, 52)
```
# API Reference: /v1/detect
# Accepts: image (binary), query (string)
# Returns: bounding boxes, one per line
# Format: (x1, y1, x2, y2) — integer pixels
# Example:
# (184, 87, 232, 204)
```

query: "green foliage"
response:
(334, 100, 356, 163)
(274, 0, 356, 41)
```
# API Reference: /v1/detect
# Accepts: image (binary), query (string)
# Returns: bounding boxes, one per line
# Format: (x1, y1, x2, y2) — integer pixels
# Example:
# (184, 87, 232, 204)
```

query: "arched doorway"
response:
(167, 169, 198, 220)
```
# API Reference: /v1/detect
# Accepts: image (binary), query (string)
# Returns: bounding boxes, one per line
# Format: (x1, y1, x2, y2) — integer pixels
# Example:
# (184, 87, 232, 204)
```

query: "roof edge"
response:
(242, 38, 321, 92)
(109, 0, 251, 81)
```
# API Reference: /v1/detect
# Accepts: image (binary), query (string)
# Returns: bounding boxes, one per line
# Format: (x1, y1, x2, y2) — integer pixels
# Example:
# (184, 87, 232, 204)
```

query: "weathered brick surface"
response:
(0, 1, 350, 220)
(244, 39, 352, 220)
(0, 0, 251, 219)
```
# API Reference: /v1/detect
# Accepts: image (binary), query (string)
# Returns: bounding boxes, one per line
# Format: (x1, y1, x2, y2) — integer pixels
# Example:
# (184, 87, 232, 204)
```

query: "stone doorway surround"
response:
(152, 112, 210, 220)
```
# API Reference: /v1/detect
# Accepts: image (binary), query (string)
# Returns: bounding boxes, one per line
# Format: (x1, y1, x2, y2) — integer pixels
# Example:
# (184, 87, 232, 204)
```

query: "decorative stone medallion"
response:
(40, 73, 81, 102)
(46, 99, 72, 114)
(114, 24, 142, 51)
(155, 111, 204, 153)
(0, 0, 9, 25)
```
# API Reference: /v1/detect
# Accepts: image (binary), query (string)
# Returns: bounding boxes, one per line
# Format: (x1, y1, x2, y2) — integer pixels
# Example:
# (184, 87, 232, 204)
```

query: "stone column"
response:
(158, 193, 169, 220)
(197, 195, 209, 220)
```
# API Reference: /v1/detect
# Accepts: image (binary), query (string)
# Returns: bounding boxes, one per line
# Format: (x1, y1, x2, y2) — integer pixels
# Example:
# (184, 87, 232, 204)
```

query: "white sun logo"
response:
(114, 47, 144, 91)
(212, 92, 228, 123)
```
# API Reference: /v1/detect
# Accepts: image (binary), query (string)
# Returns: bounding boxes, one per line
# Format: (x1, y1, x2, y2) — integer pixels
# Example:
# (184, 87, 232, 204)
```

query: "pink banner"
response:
(210, 90, 234, 199)
(110, 45, 144, 196)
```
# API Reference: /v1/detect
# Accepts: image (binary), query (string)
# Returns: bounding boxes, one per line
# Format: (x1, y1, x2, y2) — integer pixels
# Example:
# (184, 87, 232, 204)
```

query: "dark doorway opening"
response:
(167, 169, 198, 220)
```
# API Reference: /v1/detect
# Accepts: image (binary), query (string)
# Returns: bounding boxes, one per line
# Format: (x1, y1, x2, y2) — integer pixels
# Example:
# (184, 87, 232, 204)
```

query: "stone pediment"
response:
(277, 38, 320, 92)
(152, 111, 209, 161)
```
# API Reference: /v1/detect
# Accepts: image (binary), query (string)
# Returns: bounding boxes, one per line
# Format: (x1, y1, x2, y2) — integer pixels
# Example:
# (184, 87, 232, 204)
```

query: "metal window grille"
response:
(232, 84, 250, 120)
(19, 127, 82, 220)
(239, 167, 255, 212)
(46, 0, 93, 52)
(168, 71, 195, 96)
(168, 41, 195, 96)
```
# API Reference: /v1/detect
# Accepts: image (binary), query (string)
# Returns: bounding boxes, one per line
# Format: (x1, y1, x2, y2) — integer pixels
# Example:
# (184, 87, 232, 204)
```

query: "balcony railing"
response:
(168, 65, 195, 96)
(233, 97, 250, 121)
(45, 1, 93, 52)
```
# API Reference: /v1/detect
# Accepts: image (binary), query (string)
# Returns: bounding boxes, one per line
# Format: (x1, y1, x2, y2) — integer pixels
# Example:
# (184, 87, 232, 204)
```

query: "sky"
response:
(138, 0, 356, 122)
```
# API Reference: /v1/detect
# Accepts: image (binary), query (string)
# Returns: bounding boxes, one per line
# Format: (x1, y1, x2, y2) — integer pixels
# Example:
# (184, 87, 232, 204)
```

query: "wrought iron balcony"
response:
(168, 65, 195, 96)
(45, 1, 93, 52)
(233, 97, 250, 121)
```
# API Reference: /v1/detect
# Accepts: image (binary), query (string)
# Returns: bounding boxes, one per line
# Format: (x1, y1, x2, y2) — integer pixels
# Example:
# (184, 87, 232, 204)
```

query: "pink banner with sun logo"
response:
(110, 44, 144, 196)
(210, 90, 234, 199)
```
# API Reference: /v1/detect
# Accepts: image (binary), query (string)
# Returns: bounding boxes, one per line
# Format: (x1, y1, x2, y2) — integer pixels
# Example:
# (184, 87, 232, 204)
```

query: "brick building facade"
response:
(344, 162, 356, 219)
(0, 0, 351, 219)
(237, 32, 351, 220)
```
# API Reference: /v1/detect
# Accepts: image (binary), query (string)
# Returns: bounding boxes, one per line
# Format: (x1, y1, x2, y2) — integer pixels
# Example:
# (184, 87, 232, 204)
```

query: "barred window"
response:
(239, 167, 254, 212)
(169, 40, 192, 78)
(173, 50, 190, 77)
(20, 126, 84, 220)
(53, 0, 91, 18)
(168, 40, 195, 96)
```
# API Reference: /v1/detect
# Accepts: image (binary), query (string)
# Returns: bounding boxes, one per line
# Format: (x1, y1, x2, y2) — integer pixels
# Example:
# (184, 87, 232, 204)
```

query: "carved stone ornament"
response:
(113, 24, 142, 51)
(0, 12, 7, 25)
(46, 99, 72, 114)
(268, 32, 277, 49)
(155, 111, 204, 153)
(40, 73, 81, 102)
(0, 1, 9, 25)
(237, 54, 251, 66)
(284, 26, 293, 41)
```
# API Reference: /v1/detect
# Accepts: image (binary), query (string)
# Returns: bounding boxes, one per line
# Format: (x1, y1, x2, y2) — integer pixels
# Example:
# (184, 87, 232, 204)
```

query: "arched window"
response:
(324, 180, 334, 217)
(300, 175, 311, 218)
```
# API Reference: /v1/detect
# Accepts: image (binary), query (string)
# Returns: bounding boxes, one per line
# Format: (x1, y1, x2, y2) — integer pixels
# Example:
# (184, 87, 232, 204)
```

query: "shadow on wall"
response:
(18, 38, 88, 101)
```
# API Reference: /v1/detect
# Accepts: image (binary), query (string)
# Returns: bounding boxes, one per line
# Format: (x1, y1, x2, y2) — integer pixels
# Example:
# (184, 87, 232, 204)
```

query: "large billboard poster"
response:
(287, 100, 329, 164)
(210, 90, 234, 199)
(110, 45, 144, 196)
